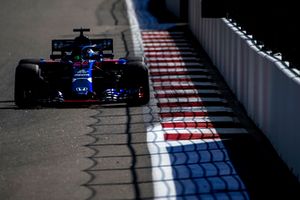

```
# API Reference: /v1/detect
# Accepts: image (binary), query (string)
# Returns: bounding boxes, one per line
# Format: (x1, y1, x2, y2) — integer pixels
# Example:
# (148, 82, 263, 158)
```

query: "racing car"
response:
(14, 28, 150, 108)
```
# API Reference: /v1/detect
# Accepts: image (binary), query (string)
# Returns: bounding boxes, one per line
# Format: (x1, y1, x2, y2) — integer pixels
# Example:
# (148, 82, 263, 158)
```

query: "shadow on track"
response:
(82, 105, 153, 200)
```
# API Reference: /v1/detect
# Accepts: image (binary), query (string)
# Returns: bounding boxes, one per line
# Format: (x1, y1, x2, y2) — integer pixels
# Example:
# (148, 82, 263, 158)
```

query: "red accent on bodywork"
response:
(138, 87, 144, 98)
(63, 99, 100, 103)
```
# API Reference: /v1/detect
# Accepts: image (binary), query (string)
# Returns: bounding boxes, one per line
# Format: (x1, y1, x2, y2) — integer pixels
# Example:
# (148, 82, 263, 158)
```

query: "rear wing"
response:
(50, 38, 114, 59)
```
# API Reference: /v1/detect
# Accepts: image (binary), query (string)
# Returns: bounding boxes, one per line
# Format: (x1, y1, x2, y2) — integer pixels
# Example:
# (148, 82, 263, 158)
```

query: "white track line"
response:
(152, 82, 217, 87)
(142, 31, 185, 35)
(143, 39, 188, 43)
(161, 116, 238, 123)
(143, 43, 192, 47)
(149, 62, 203, 67)
(145, 51, 197, 56)
(142, 36, 185, 40)
(156, 97, 226, 103)
(158, 106, 233, 113)
(149, 68, 209, 73)
(151, 74, 211, 79)
(144, 47, 194, 51)
(147, 57, 201, 62)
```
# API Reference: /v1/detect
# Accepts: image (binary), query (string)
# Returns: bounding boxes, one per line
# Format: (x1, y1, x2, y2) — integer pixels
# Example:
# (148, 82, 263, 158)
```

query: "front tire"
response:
(15, 63, 40, 108)
(124, 62, 150, 105)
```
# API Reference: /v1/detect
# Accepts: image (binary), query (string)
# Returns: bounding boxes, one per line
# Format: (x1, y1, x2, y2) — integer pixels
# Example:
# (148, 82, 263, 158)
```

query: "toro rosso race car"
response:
(15, 28, 150, 108)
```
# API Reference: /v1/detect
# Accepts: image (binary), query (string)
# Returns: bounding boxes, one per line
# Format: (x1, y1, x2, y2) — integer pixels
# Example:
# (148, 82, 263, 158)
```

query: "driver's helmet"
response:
(87, 48, 97, 58)
(82, 47, 99, 60)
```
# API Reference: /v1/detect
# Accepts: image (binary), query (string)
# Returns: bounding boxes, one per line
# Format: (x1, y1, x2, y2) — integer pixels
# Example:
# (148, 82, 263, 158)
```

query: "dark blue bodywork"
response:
(72, 61, 94, 96)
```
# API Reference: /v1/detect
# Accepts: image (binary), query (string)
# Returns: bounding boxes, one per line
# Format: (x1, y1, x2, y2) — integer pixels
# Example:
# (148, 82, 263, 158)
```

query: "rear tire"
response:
(15, 64, 40, 108)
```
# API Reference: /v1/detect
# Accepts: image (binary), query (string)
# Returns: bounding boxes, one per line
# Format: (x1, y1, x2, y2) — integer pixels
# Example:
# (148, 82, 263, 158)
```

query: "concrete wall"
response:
(168, 0, 300, 180)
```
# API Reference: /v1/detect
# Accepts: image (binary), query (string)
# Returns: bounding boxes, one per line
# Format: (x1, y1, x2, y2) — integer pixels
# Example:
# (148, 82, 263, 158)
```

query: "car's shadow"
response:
(2, 100, 142, 110)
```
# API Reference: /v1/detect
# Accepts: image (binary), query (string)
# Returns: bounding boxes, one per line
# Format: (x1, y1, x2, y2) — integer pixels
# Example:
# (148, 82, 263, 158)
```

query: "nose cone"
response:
(72, 62, 93, 96)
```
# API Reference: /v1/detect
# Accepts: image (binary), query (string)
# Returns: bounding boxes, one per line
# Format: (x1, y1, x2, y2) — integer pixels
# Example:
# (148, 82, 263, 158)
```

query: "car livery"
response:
(72, 61, 93, 96)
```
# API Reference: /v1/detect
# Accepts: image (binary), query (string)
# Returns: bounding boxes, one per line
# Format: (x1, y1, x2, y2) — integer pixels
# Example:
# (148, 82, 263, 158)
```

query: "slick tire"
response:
(125, 62, 150, 105)
(15, 63, 40, 108)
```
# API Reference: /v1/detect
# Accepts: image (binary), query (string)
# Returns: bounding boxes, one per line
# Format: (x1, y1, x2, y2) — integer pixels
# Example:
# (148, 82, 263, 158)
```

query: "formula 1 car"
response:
(15, 28, 150, 108)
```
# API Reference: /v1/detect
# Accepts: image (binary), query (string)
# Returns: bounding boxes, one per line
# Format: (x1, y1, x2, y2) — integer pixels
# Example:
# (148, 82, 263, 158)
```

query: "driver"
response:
(71, 47, 98, 61)
(86, 48, 97, 59)
(71, 29, 93, 61)
(82, 47, 103, 61)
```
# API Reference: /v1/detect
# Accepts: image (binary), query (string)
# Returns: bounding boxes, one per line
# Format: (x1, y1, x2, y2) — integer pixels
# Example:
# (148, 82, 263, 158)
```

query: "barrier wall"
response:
(168, 0, 300, 180)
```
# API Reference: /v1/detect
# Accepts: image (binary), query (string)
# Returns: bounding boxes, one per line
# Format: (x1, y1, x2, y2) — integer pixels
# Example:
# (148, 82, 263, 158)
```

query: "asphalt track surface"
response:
(0, 0, 153, 199)
(1, 0, 300, 200)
